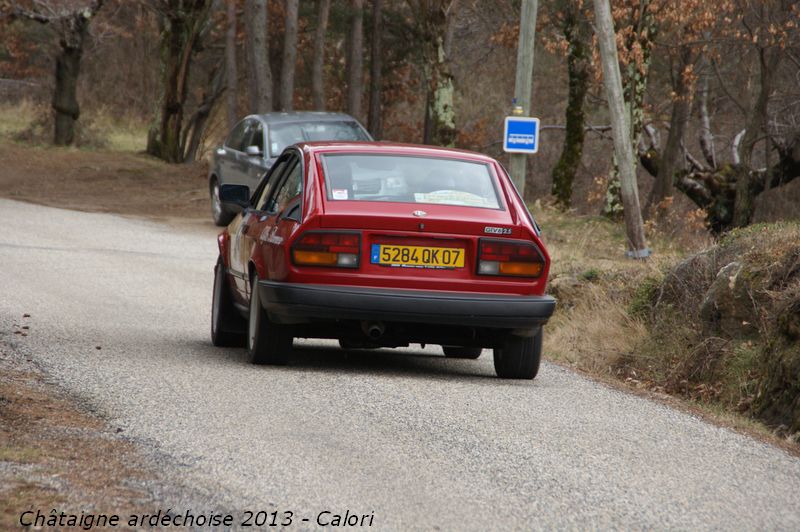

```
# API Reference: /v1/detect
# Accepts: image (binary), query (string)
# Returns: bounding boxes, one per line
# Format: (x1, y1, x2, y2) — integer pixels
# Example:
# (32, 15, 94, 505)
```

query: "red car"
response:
(211, 142, 555, 379)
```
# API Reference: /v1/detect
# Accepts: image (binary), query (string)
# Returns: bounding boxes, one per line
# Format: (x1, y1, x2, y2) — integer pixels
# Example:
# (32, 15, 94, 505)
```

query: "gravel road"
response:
(1, 198, 799, 531)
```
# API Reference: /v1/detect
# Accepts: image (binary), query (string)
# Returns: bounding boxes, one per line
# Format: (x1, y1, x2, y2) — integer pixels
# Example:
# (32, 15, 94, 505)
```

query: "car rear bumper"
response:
(258, 281, 555, 329)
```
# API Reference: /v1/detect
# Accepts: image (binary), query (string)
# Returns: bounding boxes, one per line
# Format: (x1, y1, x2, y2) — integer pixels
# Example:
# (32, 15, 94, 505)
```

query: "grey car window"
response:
(250, 123, 264, 153)
(225, 120, 250, 152)
(268, 121, 369, 157)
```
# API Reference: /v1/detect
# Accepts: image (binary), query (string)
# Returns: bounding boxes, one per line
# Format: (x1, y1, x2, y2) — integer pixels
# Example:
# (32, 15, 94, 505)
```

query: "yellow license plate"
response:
(370, 244, 465, 268)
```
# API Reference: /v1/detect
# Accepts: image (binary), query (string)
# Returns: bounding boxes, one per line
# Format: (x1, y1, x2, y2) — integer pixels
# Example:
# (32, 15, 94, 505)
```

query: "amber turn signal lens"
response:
(293, 250, 338, 266)
(498, 262, 543, 276)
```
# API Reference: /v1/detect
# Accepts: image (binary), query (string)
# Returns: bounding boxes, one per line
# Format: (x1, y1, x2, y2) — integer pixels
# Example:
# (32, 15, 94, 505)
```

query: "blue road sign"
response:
(503, 116, 540, 154)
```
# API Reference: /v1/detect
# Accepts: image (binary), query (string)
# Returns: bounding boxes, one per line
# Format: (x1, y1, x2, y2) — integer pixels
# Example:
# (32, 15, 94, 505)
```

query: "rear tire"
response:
(211, 178, 235, 227)
(493, 329, 542, 379)
(211, 259, 246, 347)
(248, 274, 292, 365)
(442, 346, 483, 359)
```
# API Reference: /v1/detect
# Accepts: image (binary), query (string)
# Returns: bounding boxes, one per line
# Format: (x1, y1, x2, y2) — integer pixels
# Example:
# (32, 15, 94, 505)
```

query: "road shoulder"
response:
(0, 320, 197, 530)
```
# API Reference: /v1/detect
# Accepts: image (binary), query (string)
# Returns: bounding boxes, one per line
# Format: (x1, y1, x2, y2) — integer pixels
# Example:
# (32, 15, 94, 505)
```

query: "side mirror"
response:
(245, 145, 263, 157)
(219, 184, 250, 210)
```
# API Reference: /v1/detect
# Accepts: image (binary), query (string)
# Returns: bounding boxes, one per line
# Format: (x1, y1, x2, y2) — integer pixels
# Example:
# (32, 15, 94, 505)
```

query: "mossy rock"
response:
(699, 261, 760, 338)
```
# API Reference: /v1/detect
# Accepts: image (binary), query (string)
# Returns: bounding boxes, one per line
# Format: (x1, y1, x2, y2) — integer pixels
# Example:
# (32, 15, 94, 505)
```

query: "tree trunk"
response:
(551, 8, 589, 209)
(184, 60, 226, 162)
(279, 0, 299, 111)
(367, 0, 383, 138)
(52, 35, 86, 146)
(346, 0, 364, 120)
(423, 38, 456, 147)
(697, 50, 716, 168)
(246, 0, 272, 113)
(225, 0, 238, 129)
(593, 0, 648, 257)
(49, 5, 107, 146)
(733, 47, 780, 227)
(311, 0, 331, 111)
(418, 2, 456, 147)
(602, 0, 656, 218)
(648, 44, 693, 210)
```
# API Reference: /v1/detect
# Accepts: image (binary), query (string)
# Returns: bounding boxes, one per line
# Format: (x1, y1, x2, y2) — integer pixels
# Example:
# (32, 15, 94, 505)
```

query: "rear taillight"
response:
(292, 231, 360, 268)
(477, 238, 544, 277)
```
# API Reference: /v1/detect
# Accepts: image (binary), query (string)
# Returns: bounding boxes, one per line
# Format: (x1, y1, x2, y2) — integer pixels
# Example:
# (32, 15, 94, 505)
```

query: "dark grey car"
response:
(209, 112, 372, 225)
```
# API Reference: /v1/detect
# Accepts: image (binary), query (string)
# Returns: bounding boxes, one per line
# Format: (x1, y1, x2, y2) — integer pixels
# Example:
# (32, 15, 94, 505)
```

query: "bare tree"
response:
(367, 0, 383, 137)
(593, 0, 648, 256)
(245, 0, 272, 113)
(732, 15, 783, 226)
(635, 0, 800, 233)
(346, 0, 364, 120)
(145, 0, 214, 163)
(311, 0, 331, 110)
(11, 0, 105, 146)
(279, 0, 299, 111)
(407, 0, 458, 147)
(225, 0, 238, 128)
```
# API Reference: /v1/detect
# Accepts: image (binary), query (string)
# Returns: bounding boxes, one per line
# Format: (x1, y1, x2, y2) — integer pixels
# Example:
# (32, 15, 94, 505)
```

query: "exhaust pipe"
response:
(362, 321, 386, 339)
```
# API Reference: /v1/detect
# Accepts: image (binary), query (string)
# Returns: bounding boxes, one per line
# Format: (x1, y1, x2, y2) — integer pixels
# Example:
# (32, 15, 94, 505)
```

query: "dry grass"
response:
(0, 99, 38, 138)
(546, 281, 650, 373)
(0, 99, 149, 152)
(534, 202, 702, 374)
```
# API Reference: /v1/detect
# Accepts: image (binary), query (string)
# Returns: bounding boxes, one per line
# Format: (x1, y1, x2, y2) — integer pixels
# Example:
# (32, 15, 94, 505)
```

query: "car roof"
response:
(250, 112, 362, 125)
(297, 141, 498, 164)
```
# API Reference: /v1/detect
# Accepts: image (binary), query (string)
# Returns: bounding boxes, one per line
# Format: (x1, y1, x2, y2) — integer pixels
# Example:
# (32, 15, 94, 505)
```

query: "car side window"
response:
(249, 122, 264, 153)
(225, 119, 249, 152)
(255, 155, 292, 210)
(268, 161, 303, 215)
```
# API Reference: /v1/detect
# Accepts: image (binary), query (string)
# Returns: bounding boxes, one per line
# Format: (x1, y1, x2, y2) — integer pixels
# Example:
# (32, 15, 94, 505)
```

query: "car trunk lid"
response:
(320, 201, 519, 237)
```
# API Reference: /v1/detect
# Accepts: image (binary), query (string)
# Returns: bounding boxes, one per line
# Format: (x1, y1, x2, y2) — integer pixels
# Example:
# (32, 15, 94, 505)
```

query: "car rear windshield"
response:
(320, 154, 502, 209)
(269, 121, 369, 156)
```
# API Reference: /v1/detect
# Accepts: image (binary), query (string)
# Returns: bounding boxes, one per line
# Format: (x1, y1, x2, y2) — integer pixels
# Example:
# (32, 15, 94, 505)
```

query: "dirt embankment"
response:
(539, 208, 799, 448)
(0, 323, 160, 530)
(0, 142, 210, 221)
(632, 223, 800, 435)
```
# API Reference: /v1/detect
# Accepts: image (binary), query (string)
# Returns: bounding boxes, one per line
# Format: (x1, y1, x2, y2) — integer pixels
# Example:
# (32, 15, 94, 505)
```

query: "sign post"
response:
(509, 0, 539, 195)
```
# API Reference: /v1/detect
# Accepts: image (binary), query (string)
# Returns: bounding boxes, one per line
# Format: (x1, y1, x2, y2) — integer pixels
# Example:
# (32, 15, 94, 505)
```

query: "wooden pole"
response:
(510, 0, 538, 196)
(592, 0, 649, 258)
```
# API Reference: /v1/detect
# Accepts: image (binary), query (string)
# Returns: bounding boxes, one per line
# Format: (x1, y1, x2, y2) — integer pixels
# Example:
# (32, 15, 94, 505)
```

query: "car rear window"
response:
(269, 121, 369, 156)
(320, 154, 501, 209)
